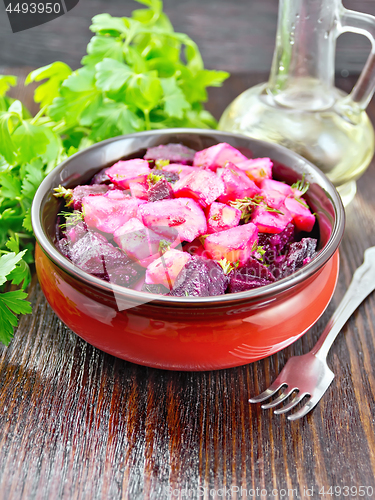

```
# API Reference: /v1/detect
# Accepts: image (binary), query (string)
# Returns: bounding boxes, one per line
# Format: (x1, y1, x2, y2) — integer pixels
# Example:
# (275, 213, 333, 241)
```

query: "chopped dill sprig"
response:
(291, 174, 310, 195)
(199, 234, 209, 246)
(158, 239, 171, 254)
(53, 185, 74, 206)
(265, 206, 284, 215)
(229, 168, 239, 176)
(229, 195, 284, 223)
(294, 197, 310, 209)
(147, 172, 164, 185)
(58, 210, 84, 229)
(254, 245, 266, 261)
(218, 258, 239, 275)
(154, 159, 170, 169)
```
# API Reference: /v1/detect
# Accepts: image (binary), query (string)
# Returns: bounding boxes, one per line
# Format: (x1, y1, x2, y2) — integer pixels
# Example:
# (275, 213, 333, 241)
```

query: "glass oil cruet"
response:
(219, 0, 375, 205)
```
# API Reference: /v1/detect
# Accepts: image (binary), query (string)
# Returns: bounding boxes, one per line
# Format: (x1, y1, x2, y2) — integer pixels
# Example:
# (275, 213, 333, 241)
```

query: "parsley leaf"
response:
(95, 58, 134, 93)
(0, 111, 21, 164)
(21, 159, 46, 201)
(82, 36, 125, 67)
(0, 290, 32, 345)
(0, 172, 22, 199)
(0, 251, 26, 286)
(26, 62, 72, 107)
(161, 77, 190, 119)
(0, 75, 17, 97)
(13, 122, 49, 164)
(21, 209, 33, 233)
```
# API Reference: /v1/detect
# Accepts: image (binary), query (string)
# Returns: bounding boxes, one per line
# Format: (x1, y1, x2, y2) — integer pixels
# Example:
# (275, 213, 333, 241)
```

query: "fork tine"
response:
(248, 379, 286, 403)
(273, 393, 308, 415)
(261, 387, 297, 409)
(287, 394, 322, 421)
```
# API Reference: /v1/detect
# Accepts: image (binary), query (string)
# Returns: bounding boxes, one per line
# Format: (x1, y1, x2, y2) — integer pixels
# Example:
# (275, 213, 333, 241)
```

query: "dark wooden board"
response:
(0, 0, 374, 74)
(0, 73, 375, 499)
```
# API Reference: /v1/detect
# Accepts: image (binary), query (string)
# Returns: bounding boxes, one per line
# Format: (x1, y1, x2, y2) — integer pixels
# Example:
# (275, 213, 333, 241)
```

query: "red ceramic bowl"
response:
(31, 129, 345, 371)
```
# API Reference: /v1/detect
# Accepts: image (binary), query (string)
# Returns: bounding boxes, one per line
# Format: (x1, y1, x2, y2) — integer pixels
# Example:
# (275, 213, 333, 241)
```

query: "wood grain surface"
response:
(0, 73, 375, 500)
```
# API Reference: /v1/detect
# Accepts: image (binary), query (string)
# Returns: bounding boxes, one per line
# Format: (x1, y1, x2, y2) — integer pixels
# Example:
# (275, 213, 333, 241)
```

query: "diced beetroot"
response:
(261, 178, 293, 197)
(57, 237, 71, 259)
(138, 198, 207, 243)
(193, 143, 248, 171)
(229, 276, 274, 292)
(162, 163, 198, 179)
(66, 220, 88, 244)
(251, 206, 293, 234)
(71, 184, 109, 211)
(258, 223, 295, 265)
(206, 202, 241, 234)
(182, 239, 210, 258)
(144, 143, 196, 165)
(90, 168, 111, 185)
(229, 257, 276, 292)
(145, 249, 191, 289)
(204, 223, 258, 266)
(157, 169, 180, 183)
(218, 163, 261, 204)
(129, 177, 149, 200)
(69, 231, 141, 287)
(106, 159, 151, 189)
(236, 157, 273, 186)
(148, 179, 174, 202)
(284, 197, 316, 232)
(281, 238, 317, 277)
(168, 256, 229, 297)
(173, 169, 224, 208)
(239, 257, 276, 281)
(107, 263, 143, 287)
(82, 191, 146, 234)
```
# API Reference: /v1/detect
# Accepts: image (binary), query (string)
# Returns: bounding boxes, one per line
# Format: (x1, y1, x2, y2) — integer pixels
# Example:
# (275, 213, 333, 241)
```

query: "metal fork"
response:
(249, 246, 375, 421)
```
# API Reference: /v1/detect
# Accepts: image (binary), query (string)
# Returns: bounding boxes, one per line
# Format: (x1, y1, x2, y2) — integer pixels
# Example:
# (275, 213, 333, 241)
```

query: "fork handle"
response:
(311, 246, 375, 359)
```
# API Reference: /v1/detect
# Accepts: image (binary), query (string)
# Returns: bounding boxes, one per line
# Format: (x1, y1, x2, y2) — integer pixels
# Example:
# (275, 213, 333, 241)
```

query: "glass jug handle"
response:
(338, 8, 375, 110)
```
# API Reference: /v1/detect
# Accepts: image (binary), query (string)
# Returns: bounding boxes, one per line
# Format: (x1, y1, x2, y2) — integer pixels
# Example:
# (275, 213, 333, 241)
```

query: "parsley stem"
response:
(30, 105, 48, 125)
(18, 199, 26, 215)
(144, 109, 151, 130)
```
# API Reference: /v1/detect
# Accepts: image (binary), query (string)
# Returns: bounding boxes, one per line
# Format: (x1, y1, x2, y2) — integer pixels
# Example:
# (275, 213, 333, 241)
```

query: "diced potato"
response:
(173, 169, 224, 208)
(145, 249, 191, 289)
(106, 159, 150, 189)
(138, 198, 207, 242)
(261, 178, 293, 197)
(251, 206, 293, 234)
(206, 202, 241, 233)
(113, 218, 174, 266)
(193, 143, 248, 171)
(284, 197, 316, 232)
(236, 157, 273, 185)
(82, 191, 146, 234)
(204, 223, 258, 266)
(218, 163, 261, 204)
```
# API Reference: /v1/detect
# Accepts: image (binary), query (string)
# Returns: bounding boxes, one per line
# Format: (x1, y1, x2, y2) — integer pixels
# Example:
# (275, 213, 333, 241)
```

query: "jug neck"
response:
(268, 0, 339, 110)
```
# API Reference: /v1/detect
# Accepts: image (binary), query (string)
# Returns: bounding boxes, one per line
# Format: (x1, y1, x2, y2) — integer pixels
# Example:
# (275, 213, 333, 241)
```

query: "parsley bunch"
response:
(0, 0, 229, 345)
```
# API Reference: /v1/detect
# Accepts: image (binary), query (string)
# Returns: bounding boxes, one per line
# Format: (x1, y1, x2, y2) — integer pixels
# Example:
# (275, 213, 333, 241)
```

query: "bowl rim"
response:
(31, 128, 345, 308)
